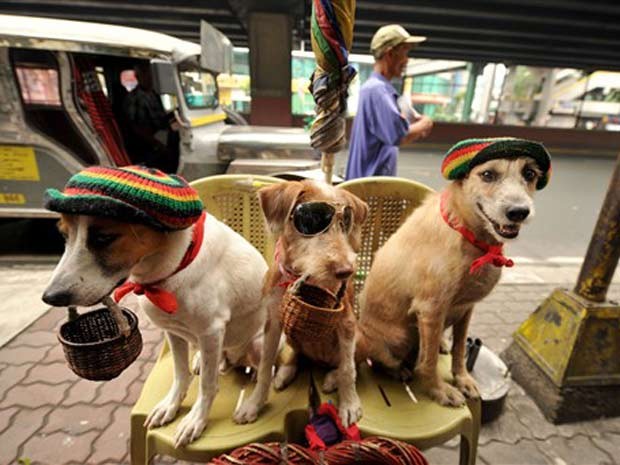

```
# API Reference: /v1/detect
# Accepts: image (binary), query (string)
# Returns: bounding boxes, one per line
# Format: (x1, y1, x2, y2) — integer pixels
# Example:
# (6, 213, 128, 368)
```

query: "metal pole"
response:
(493, 64, 511, 125)
(574, 71, 591, 129)
(534, 68, 556, 126)
(574, 154, 620, 302)
(322, 152, 335, 184)
(461, 62, 482, 122)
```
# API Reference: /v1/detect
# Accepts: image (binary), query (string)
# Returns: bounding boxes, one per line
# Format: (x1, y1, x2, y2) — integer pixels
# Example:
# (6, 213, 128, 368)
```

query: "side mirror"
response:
(200, 20, 232, 74)
(151, 59, 177, 95)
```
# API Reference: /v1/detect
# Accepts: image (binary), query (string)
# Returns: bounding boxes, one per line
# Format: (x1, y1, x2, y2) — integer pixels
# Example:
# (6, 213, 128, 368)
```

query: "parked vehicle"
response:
(0, 15, 318, 219)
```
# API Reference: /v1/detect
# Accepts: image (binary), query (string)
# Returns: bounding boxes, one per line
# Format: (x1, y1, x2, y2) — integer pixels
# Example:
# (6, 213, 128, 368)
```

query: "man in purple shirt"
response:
(346, 25, 433, 179)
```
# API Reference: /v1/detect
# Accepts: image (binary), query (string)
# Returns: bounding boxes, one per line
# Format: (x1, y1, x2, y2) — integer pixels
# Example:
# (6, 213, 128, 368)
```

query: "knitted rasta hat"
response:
(44, 165, 204, 231)
(441, 137, 552, 189)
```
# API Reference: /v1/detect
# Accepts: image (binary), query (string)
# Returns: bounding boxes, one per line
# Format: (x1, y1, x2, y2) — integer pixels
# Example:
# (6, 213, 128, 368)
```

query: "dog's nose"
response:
(42, 290, 73, 307)
(506, 207, 530, 222)
(334, 265, 354, 280)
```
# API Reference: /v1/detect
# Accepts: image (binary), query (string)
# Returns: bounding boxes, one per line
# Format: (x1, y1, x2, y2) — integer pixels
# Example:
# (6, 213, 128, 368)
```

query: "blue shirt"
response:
(345, 72, 409, 179)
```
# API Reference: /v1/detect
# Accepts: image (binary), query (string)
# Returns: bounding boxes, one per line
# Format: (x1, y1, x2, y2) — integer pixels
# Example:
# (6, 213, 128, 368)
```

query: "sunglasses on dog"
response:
(291, 202, 353, 236)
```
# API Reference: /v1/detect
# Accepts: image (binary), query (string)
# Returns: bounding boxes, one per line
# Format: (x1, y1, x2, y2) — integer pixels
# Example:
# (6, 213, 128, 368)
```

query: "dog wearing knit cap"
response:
(356, 138, 551, 407)
(42, 165, 268, 446)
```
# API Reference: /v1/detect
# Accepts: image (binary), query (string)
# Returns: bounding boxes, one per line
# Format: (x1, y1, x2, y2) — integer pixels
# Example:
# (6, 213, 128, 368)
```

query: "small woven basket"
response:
(58, 307, 142, 381)
(281, 282, 344, 349)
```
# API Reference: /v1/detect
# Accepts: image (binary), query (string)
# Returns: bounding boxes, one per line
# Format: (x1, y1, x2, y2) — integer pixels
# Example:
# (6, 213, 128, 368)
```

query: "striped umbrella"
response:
(309, 0, 356, 184)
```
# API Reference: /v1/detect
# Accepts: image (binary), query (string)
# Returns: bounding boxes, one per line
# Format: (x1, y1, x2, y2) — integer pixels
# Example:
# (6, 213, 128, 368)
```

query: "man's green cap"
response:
(371, 24, 427, 58)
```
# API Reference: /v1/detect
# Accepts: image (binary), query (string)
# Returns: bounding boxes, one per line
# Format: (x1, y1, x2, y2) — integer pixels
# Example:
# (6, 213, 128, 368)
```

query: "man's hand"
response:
(417, 115, 433, 138)
(402, 115, 433, 144)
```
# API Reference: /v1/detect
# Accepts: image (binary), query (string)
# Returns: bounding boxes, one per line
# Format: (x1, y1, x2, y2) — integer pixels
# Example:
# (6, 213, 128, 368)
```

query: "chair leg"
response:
(130, 414, 149, 465)
(459, 433, 475, 465)
(459, 398, 481, 465)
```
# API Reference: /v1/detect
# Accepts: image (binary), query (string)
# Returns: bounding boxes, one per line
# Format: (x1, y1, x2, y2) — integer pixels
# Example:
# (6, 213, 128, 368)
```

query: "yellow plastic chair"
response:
(130, 175, 311, 464)
(337, 176, 434, 312)
(337, 176, 480, 465)
(191, 174, 283, 261)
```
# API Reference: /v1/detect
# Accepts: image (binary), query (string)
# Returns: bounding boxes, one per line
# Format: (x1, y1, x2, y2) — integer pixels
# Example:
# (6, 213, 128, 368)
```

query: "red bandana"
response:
(113, 211, 206, 313)
(304, 402, 361, 451)
(440, 192, 514, 275)
(274, 238, 300, 288)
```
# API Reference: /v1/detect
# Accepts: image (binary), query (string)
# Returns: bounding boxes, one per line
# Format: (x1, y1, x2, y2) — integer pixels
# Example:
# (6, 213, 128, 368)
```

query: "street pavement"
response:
(0, 261, 619, 465)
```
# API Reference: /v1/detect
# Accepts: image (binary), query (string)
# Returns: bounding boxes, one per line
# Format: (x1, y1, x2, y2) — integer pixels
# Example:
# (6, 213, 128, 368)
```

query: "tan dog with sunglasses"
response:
(234, 180, 368, 427)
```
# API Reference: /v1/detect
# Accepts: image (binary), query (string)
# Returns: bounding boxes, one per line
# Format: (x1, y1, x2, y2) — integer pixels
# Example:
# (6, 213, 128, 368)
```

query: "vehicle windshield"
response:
(178, 63, 218, 110)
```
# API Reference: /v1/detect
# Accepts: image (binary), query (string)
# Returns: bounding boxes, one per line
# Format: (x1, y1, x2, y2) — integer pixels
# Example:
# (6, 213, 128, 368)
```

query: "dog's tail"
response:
(354, 323, 371, 364)
(355, 316, 411, 369)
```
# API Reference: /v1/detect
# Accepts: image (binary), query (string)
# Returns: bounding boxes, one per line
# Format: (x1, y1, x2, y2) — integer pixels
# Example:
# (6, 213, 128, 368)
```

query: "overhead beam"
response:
(441, 0, 620, 16)
(0, 6, 242, 29)
(356, 1, 620, 31)
(0, 0, 234, 16)
(0, 9, 243, 34)
(351, 19, 620, 48)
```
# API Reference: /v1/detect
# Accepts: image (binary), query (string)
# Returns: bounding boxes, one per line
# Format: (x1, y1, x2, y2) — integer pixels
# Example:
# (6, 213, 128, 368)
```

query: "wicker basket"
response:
(281, 282, 344, 350)
(58, 307, 142, 381)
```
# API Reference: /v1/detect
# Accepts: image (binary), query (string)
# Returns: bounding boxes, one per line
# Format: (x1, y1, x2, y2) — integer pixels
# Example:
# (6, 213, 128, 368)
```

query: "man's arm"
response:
(401, 115, 433, 144)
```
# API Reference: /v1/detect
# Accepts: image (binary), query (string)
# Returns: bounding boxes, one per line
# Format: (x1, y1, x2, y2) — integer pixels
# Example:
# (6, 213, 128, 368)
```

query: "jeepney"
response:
(0, 15, 318, 218)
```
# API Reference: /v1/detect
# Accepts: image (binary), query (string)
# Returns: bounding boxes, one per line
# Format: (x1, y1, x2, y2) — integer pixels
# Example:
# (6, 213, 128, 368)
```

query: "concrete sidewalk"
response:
(0, 263, 619, 465)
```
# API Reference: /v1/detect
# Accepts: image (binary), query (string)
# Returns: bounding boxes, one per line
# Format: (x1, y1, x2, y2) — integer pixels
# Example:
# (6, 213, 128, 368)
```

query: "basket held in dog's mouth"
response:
(281, 282, 345, 350)
(58, 307, 142, 381)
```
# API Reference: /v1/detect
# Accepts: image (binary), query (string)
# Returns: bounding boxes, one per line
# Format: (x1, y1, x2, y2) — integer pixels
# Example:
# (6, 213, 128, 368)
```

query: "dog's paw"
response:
(429, 381, 466, 407)
(191, 352, 201, 375)
(274, 364, 297, 390)
(339, 395, 363, 427)
(233, 399, 262, 424)
(144, 399, 180, 429)
(174, 405, 208, 447)
(321, 369, 338, 393)
(454, 373, 480, 399)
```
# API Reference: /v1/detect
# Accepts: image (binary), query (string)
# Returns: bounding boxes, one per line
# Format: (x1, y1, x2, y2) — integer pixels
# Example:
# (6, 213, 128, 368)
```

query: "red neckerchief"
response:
(440, 191, 514, 275)
(274, 238, 300, 288)
(113, 211, 206, 313)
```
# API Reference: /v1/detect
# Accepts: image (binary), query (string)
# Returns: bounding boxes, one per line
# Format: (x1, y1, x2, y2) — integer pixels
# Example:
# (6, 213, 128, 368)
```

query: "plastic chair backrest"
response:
(337, 176, 435, 311)
(190, 174, 283, 261)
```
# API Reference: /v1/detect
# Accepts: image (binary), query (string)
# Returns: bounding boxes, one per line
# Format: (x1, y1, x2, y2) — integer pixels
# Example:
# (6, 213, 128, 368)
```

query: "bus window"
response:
(179, 65, 218, 109)
(11, 48, 98, 165)
(15, 67, 61, 106)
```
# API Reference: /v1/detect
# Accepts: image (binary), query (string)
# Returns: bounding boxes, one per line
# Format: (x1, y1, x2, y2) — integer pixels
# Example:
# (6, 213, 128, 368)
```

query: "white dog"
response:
(42, 166, 268, 446)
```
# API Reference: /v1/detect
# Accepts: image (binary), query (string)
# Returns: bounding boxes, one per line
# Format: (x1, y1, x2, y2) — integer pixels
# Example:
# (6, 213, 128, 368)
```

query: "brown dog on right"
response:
(357, 156, 542, 407)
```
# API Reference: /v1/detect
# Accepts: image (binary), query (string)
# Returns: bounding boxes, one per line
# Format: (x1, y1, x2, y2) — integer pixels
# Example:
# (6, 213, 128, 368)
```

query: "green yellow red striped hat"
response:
(44, 165, 203, 231)
(441, 137, 551, 189)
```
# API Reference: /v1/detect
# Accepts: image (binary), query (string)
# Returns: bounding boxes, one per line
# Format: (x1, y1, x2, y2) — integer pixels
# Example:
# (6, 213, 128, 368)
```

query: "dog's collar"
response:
(439, 191, 514, 275)
(113, 211, 207, 313)
(274, 238, 301, 288)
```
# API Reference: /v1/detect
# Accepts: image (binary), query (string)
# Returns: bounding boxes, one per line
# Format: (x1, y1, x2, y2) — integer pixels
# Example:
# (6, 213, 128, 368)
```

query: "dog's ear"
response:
(341, 190, 368, 226)
(340, 190, 368, 252)
(257, 181, 304, 236)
